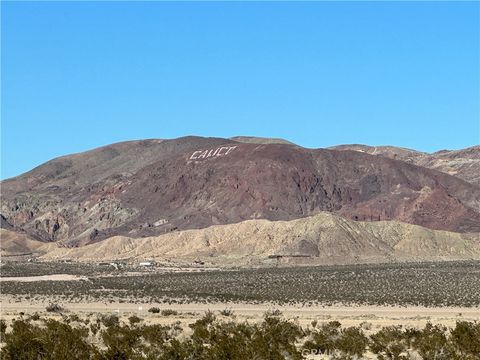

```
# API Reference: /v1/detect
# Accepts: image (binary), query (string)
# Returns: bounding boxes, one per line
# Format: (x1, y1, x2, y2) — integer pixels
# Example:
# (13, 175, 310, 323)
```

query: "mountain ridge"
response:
(329, 144, 480, 186)
(1, 136, 479, 253)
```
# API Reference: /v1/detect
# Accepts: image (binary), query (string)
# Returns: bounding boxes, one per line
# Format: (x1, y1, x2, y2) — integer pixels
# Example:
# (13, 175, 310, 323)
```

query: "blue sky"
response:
(1, 1, 479, 179)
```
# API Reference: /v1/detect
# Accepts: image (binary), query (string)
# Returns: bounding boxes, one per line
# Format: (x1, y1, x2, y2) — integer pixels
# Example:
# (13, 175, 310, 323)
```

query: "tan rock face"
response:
(36, 213, 480, 265)
(1, 137, 479, 249)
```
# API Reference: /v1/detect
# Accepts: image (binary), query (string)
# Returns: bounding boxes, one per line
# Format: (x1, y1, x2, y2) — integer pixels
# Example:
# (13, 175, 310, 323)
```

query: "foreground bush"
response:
(1, 314, 480, 360)
(45, 303, 64, 313)
(1, 319, 94, 360)
(302, 321, 368, 359)
(450, 320, 480, 358)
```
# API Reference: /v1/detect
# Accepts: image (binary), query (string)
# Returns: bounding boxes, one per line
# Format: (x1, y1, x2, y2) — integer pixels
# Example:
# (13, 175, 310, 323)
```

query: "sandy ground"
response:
(2, 296, 478, 359)
(0, 274, 89, 282)
(1, 295, 478, 330)
(1, 271, 479, 330)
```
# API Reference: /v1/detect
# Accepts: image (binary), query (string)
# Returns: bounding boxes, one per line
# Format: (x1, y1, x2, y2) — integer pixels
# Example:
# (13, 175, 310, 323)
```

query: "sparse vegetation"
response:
(1, 313, 479, 359)
(220, 308, 235, 317)
(128, 315, 143, 326)
(99, 314, 120, 328)
(450, 320, 480, 357)
(1, 261, 480, 358)
(160, 309, 178, 316)
(0, 319, 6, 341)
(45, 303, 64, 313)
(2, 261, 479, 307)
(0, 318, 94, 359)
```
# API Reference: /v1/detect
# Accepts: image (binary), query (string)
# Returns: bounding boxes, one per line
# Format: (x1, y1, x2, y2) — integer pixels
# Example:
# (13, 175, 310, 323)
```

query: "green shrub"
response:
(336, 326, 368, 357)
(0, 319, 94, 360)
(141, 324, 176, 346)
(68, 314, 81, 323)
(160, 309, 178, 316)
(0, 319, 7, 342)
(303, 321, 341, 355)
(128, 315, 143, 326)
(264, 308, 282, 317)
(99, 314, 120, 328)
(90, 322, 100, 336)
(100, 325, 142, 359)
(450, 321, 480, 357)
(45, 303, 64, 313)
(369, 325, 410, 360)
(2, 311, 480, 359)
(220, 308, 234, 317)
(251, 313, 304, 359)
(29, 313, 41, 321)
(148, 306, 160, 314)
(411, 323, 454, 360)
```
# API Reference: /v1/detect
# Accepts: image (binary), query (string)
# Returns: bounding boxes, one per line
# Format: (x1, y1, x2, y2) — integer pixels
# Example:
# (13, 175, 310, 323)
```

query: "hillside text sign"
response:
(189, 146, 237, 160)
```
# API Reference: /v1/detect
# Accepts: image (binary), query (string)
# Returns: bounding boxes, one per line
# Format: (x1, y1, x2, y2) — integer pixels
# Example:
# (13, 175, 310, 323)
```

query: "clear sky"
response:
(1, 1, 479, 179)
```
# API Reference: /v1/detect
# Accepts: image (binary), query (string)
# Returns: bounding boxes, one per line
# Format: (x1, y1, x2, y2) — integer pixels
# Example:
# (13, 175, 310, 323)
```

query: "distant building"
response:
(139, 261, 155, 267)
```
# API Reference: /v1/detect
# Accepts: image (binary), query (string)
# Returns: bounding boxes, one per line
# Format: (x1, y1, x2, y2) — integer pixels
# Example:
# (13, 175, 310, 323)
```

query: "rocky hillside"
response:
(330, 144, 480, 187)
(1, 136, 479, 248)
(5, 213, 478, 265)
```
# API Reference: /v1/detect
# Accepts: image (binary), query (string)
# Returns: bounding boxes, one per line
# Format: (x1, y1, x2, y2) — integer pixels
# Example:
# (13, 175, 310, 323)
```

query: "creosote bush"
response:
(1, 314, 480, 359)
(160, 309, 178, 316)
(4, 261, 479, 307)
(45, 303, 64, 313)
(219, 308, 234, 317)
(128, 315, 143, 326)
(0, 318, 94, 360)
(99, 314, 120, 328)
(450, 320, 480, 358)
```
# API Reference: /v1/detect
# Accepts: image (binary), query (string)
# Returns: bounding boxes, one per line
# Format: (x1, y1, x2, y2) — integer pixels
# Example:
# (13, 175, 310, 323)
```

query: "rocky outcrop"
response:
(330, 144, 480, 187)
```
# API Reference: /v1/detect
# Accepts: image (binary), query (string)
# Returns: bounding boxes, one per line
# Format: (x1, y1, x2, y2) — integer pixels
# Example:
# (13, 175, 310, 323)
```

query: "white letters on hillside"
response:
(189, 146, 237, 160)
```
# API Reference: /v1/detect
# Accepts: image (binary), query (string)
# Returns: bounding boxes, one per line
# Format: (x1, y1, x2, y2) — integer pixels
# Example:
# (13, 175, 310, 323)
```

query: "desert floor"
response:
(2, 261, 479, 332)
(2, 295, 479, 331)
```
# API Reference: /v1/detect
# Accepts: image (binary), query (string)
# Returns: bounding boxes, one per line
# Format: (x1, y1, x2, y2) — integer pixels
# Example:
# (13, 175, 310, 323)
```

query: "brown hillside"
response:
(1, 137, 479, 246)
(330, 144, 480, 187)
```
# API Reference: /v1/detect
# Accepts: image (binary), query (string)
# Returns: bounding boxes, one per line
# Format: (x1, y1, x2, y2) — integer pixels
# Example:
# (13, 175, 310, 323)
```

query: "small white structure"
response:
(154, 219, 168, 227)
(139, 261, 155, 267)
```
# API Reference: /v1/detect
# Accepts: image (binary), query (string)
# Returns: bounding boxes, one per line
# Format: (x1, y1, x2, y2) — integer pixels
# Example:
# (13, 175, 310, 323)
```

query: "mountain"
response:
(1, 137, 479, 250)
(330, 144, 480, 187)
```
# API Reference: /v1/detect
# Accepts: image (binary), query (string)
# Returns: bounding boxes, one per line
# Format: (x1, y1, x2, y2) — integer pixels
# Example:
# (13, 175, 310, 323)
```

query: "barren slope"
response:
(0, 229, 55, 257)
(39, 213, 480, 265)
(331, 144, 480, 186)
